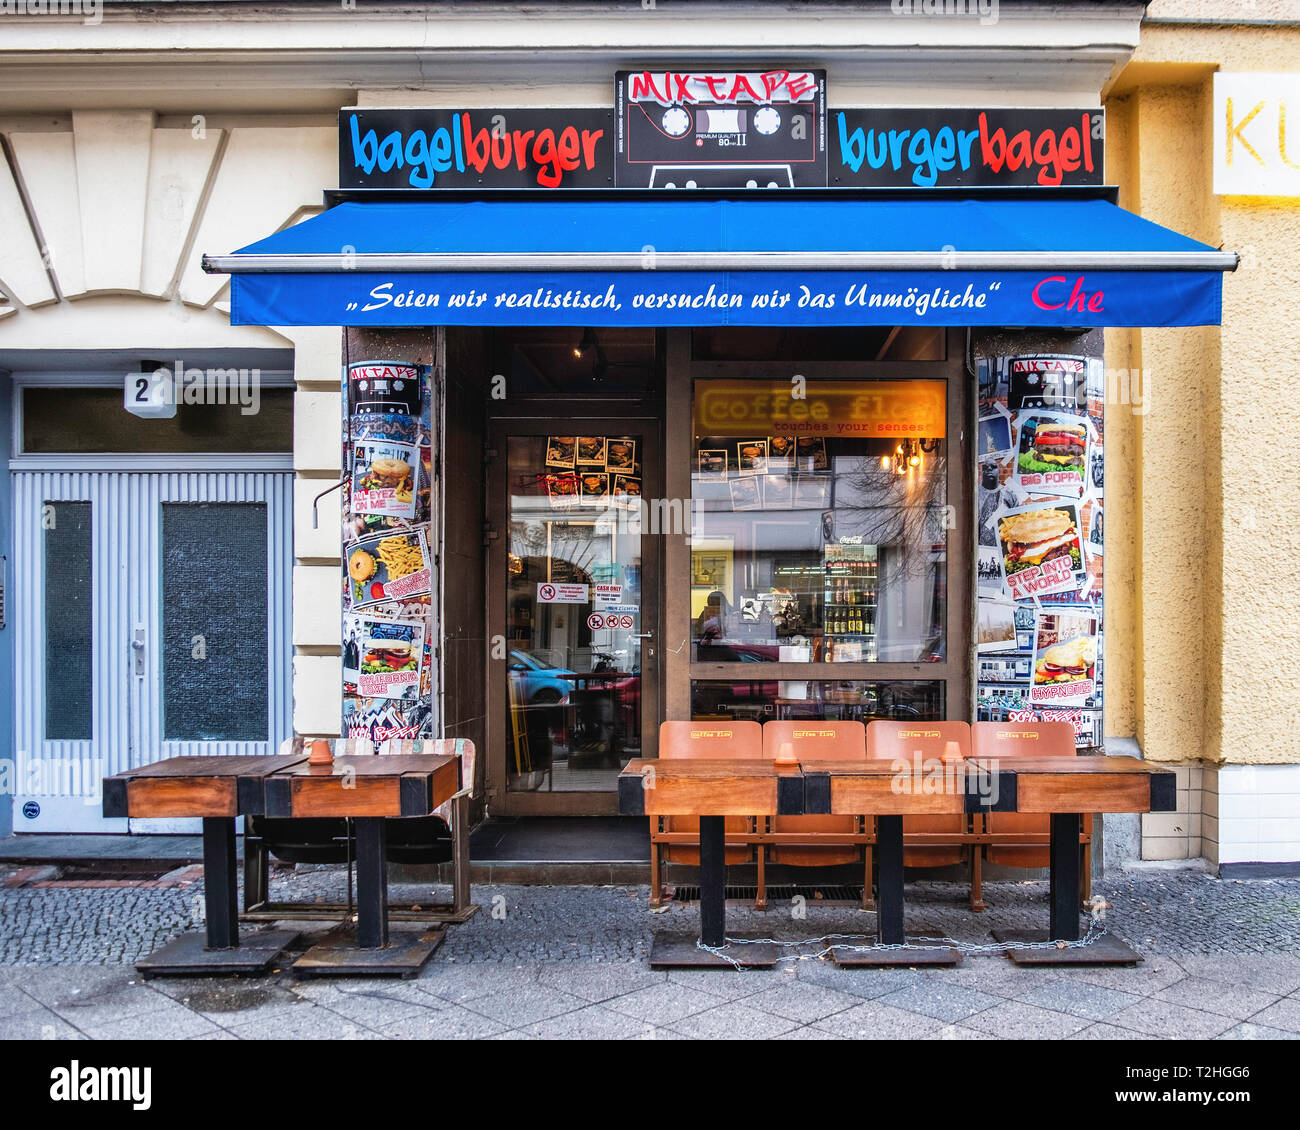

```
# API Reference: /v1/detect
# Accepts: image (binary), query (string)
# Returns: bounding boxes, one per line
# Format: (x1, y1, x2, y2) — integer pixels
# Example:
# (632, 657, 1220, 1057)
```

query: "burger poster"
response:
(1013, 410, 1089, 498)
(996, 502, 1086, 601)
(352, 439, 418, 519)
(1029, 611, 1098, 706)
(345, 528, 431, 609)
(343, 613, 424, 701)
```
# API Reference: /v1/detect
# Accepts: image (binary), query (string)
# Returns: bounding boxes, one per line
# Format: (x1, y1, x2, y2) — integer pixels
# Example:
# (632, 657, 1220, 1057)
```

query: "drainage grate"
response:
(670, 884, 864, 905)
(4, 862, 202, 889)
(57, 864, 174, 883)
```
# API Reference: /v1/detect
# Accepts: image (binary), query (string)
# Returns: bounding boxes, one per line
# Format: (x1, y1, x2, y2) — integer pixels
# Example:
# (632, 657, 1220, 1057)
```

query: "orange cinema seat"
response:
(648, 721, 765, 907)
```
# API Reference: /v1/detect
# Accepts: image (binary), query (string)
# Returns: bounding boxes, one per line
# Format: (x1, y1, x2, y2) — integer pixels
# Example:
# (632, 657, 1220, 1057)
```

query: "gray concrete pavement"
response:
(1, 864, 1298, 1040)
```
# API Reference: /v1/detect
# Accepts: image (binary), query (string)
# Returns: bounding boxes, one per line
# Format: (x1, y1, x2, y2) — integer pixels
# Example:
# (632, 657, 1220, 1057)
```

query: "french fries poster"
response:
(345, 528, 431, 609)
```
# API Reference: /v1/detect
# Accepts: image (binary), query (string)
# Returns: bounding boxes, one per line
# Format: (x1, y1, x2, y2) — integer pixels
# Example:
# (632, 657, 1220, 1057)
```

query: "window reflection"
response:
(690, 680, 945, 724)
(690, 380, 947, 664)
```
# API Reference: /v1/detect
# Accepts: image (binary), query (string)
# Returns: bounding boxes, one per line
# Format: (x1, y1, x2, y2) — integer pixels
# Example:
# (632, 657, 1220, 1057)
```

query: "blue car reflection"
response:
(508, 650, 574, 705)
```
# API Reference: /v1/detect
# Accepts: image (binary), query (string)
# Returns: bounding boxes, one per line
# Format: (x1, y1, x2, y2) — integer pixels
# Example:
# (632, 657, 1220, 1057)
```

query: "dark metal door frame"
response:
(485, 411, 665, 816)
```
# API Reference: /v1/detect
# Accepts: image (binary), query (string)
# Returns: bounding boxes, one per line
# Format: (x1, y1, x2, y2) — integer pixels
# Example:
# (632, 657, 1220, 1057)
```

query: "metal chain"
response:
(695, 917, 1111, 971)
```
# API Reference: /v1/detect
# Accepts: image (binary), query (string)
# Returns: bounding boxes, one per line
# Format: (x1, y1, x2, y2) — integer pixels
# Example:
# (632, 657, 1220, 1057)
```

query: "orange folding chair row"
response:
(647, 719, 1092, 912)
(649, 721, 871, 910)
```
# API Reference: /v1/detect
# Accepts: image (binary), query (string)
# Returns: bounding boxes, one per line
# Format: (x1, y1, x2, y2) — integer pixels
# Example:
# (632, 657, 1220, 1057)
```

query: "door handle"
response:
(131, 625, 146, 677)
(631, 633, 653, 639)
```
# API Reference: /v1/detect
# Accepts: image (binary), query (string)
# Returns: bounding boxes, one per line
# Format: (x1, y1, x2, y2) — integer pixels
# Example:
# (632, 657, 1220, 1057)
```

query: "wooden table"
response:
(263, 754, 459, 976)
(619, 758, 802, 967)
(618, 753, 1176, 969)
(104, 753, 461, 978)
(971, 755, 1175, 964)
(102, 754, 307, 976)
(800, 757, 1012, 965)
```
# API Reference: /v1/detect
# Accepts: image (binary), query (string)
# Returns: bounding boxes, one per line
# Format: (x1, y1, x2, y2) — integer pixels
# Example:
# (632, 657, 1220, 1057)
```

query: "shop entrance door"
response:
(10, 470, 293, 832)
(486, 419, 661, 815)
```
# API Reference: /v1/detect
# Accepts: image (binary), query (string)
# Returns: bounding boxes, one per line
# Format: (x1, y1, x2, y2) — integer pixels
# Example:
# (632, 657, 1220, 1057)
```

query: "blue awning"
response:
(204, 197, 1235, 329)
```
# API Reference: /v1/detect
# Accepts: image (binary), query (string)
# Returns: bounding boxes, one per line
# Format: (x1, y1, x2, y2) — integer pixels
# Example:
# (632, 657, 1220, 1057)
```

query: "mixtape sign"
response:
(615, 69, 827, 188)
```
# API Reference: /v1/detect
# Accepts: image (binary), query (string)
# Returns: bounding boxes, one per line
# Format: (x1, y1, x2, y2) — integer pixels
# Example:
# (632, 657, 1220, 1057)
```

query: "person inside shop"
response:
(695, 590, 730, 645)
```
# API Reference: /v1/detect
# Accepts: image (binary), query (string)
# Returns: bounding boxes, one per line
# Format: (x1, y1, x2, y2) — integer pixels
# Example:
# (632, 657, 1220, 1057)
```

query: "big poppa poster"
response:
(975, 353, 1105, 747)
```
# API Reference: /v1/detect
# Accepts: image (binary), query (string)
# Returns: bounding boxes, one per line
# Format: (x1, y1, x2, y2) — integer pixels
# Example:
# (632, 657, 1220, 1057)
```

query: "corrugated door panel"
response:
(12, 469, 294, 830)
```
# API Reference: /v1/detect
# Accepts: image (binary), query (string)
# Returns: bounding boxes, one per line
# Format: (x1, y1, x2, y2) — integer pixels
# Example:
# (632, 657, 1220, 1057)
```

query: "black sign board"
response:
(830, 108, 1104, 189)
(340, 108, 614, 190)
(614, 69, 827, 188)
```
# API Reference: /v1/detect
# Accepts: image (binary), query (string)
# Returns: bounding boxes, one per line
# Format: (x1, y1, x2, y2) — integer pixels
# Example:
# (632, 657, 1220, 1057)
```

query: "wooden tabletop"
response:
(798, 758, 1010, 815)
(619, 758, 802, 817)
(970, 755, 1175, 814)
(102, 754, 308, 820)
(617, 755, 1175, 818)
(264, 755, 460, 819)
(102, 754, 460, 821)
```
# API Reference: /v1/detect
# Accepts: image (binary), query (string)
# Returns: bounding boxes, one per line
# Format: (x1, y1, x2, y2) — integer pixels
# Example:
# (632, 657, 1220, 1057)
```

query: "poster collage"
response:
(341, 360, 435, 743)
(692, 434, 831, 511)
(975, 354, 1105, 748)
(543, 435, 642, 508)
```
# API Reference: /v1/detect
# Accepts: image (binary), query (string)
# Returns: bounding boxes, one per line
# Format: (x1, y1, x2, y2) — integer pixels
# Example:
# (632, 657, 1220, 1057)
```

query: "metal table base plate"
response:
(832, 941, 961, 968)
(648, 932, 779, 969)
(991, 928, 1142, 965)
(135, 929, 300, 979)
(292, 926, 446, 978)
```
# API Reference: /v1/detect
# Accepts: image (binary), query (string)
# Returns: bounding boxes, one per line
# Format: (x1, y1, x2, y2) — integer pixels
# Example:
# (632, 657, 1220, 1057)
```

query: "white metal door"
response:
(11, 470, 293, 832)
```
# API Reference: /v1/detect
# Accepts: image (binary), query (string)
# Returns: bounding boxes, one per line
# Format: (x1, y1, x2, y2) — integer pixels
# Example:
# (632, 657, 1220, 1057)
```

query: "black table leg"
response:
(876, 814, 905, 946)
(698, 815, 725, 948)
(134, 817, 297, 975)
(242, 822, 269, 913)
(1049, 812, 1082, 942)
(354, 817, 389, 950)
(202, 817, 239, 950)
(834, 812, 958, 965)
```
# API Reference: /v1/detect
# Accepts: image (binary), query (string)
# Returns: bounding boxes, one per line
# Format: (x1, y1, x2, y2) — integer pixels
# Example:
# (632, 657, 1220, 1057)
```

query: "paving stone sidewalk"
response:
(1, 864, 1298, 1040)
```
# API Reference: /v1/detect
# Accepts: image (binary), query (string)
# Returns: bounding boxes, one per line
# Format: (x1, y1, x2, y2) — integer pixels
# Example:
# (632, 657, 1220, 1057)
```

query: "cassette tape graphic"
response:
(615, 70, 827, 188)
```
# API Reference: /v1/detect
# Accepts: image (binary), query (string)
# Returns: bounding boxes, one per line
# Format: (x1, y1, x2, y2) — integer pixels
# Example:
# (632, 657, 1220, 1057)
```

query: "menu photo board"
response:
(615, 69, 827, 188)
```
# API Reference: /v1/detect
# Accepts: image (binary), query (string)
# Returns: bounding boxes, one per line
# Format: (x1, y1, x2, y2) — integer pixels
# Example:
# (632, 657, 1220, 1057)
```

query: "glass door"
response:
(488, 419, 661, 814)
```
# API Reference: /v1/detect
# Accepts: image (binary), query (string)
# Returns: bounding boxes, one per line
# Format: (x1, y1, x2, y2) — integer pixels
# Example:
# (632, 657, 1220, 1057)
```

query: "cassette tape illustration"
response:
(615, 70, 827, 188)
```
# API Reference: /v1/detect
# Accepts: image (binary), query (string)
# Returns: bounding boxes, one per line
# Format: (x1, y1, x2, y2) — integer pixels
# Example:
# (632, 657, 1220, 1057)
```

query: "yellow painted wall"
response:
(1107, 21, 1300, 766)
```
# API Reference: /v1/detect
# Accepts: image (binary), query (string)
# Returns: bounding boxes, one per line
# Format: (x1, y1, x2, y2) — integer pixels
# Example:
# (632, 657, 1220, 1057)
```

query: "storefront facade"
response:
(0, 2, 1293, 875)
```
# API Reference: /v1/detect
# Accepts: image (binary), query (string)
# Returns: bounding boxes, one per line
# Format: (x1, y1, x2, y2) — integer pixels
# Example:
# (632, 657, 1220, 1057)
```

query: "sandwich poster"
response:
(345, 528, 431, 609)
(1029, 611, 1098, 706)
(343, 613, 424, 701)
(996, 501, 1086, 601)
(1012, 410, 1089, 498)
(352, 439, 418, 519)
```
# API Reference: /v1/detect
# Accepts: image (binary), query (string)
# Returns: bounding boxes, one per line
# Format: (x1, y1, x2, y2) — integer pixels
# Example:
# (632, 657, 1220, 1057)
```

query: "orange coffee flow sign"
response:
(694, 380, 946, 438)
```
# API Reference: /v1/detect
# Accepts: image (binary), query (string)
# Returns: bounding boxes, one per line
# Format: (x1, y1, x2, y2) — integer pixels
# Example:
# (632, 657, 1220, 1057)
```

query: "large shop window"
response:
(690, 378, 948, 668)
